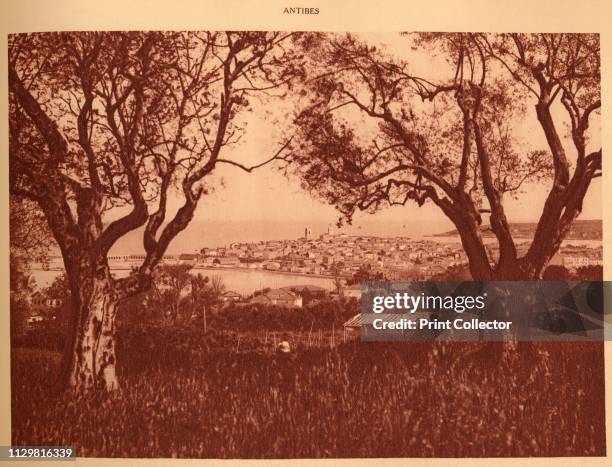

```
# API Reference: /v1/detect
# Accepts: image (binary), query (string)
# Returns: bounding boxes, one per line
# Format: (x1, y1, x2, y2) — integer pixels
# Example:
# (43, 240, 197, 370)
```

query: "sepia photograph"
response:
(7, 27, 605, 459)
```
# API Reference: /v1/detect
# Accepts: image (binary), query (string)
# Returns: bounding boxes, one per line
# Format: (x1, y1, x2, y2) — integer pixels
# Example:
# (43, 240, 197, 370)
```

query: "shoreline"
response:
(192, 265, 338, 280)
(30, 265, 339, 281)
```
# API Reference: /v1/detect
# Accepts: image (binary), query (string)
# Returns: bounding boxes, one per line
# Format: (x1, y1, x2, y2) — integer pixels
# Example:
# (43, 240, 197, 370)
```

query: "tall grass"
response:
(11, 333, 605, 458)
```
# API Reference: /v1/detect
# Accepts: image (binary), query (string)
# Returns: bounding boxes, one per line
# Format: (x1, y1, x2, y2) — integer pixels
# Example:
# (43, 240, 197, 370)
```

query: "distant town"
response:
(38, 221, 603, 283)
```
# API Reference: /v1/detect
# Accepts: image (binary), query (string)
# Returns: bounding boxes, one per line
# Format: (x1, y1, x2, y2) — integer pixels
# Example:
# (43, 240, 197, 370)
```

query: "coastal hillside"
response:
(433, 219, 602, 240)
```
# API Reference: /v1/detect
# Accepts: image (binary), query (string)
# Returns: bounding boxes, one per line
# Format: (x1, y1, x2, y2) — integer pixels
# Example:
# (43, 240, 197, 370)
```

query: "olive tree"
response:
(9, 31, 300, 391)
(286, 33, 600, 279)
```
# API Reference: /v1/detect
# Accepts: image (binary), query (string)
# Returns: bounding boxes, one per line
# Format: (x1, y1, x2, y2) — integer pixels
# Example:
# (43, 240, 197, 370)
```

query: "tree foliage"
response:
(9, 31, 302, 285)
(286, 33, 601, 279)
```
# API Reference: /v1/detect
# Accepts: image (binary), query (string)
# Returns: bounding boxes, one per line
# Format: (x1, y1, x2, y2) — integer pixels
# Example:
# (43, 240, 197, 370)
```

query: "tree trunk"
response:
(449, 208, 553, 281)
(494, 258, 535, 280)
(60, 258, 121, 392)
(451, 212, 494, 281)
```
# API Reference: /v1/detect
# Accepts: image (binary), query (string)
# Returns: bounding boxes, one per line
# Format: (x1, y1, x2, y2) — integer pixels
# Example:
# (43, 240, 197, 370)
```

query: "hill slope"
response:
(433, 219, 602, 240)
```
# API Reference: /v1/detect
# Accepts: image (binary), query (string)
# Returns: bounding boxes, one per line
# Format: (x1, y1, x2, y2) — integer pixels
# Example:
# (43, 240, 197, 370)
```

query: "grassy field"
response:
(11, 329, 606, 458)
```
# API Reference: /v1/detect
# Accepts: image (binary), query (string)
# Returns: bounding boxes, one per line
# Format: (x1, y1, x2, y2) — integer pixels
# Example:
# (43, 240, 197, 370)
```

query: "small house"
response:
(249, 289, 303, 308)
(343, 284, 362, 299)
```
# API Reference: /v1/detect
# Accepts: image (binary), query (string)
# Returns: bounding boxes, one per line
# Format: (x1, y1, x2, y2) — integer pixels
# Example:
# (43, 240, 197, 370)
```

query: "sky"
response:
(109, 32, 601, 255)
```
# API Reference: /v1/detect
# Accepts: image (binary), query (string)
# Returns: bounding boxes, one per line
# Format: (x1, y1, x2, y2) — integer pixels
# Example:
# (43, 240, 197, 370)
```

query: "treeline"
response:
(209, 299, 358, 332)
(13, 293, 360, 353)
